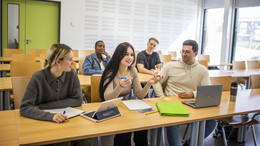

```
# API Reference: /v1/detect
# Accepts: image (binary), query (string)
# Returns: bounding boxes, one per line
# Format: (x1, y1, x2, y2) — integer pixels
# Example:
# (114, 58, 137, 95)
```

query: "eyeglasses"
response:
(180, 50, 193, 54)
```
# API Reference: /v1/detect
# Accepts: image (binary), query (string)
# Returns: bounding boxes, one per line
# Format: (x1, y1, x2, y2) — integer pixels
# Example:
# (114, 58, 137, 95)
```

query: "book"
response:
(122, 100, 152, 111)
(44, 107, 84, 118)
(156, 102, 189, 117)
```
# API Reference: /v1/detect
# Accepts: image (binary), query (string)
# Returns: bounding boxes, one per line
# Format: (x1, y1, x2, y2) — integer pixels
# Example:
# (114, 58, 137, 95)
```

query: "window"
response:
(201, 8, 224, 64)
(232, 7, 260, 61)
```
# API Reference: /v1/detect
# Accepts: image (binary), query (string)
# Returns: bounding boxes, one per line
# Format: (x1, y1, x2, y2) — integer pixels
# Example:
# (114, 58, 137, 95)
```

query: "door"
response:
(2, 0, 59, 54)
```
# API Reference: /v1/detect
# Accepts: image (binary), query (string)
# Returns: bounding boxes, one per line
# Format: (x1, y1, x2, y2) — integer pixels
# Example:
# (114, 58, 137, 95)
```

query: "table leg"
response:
(190, 122, 199, 146)
(0, 91, 3, 110)
(4, 91, 11, 110)
(198, 121, 206, 146)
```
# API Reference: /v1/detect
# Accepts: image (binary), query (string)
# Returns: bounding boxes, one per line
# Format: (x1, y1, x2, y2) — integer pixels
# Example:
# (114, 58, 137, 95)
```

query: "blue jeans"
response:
(166, 120, 216, 146)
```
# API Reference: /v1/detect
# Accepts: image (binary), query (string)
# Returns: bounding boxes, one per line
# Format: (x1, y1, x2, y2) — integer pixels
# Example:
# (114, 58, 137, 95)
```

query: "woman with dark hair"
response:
(99, 42, 162, 146)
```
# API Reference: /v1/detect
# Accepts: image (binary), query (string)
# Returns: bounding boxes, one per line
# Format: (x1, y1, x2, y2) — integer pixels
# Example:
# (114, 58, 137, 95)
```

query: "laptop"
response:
(182, 85, 223, 108)
(80, 97, 123, 122)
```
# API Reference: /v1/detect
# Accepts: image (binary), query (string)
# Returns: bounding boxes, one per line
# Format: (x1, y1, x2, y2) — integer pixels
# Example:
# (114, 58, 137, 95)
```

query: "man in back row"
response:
(152, 40, 216, 146)
(136, 37, 161, 75)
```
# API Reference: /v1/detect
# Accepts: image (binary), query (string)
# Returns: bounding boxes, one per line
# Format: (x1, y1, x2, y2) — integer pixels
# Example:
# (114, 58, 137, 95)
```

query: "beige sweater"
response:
(104, 67, 151, 100)
(152, 59, 211, 97)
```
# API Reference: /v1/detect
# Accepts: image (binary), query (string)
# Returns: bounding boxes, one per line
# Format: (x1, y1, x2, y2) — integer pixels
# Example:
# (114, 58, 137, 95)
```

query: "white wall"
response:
(54, 0, 200, 57)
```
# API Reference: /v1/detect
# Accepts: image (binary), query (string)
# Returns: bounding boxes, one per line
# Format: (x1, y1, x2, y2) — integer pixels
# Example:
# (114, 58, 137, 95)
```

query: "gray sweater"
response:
(20, 68, 83, 121)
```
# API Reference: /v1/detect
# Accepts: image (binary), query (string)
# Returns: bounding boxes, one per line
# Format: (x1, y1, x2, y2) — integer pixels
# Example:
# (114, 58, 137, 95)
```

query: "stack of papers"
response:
(156, 102, 189, 117)
(122, 100, 152, 111)
(44, 107, 84, 118)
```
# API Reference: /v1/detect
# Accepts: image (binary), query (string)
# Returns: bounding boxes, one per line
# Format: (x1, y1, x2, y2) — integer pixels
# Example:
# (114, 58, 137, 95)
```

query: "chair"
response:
(247, 60, 260, 69)
(39, 53, 47, 63)
(232, 61, 247, 86)
(198, 60, 208, 69)
(160, 55, 172, 65)
(12, 76, 31, 109)
(3, 48, 24, 57)
(210, 76, 232, 91)
(79, 50, 95, 59)
(72, 50, 79, 58)
(27, 49, 46, 57)
(232, 61, 246, 70)
(156, 50, 161, 54)
(211, 77, 259, 146)
(11, 54, 36, 62)
(10, 62, 42, 77)
(198, 54, 210, 62)
(168, 51, 177, 60)
(250, 74, 260, 89)
(78, 58, 85, 74)
(90, 75, 102, 102)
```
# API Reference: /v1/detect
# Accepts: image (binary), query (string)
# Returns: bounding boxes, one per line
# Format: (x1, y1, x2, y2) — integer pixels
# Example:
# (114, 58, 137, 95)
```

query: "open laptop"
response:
(80, 97, 123, 122)
(182, 85, 223, 108)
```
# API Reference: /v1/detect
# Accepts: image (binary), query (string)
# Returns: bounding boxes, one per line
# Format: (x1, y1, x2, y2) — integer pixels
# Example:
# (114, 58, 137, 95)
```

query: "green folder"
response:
(156, 102, 189, 117)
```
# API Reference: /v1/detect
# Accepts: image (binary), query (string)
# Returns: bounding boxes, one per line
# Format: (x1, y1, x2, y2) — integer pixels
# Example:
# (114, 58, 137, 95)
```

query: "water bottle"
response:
(230, 82, 238, 102)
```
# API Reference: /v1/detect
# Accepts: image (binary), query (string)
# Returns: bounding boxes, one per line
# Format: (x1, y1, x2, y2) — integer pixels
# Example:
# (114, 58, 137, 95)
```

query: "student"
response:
(152, 40, 216, 146)
(20, 43, 82, 123)
(83, 40, 111, 75)
(99, 42, 162, 146)
(136, 37, 161, 75)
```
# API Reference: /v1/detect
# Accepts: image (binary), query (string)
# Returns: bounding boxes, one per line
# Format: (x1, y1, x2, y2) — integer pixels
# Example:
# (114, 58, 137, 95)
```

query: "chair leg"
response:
(220, 125, 228, 146)
(226, 128, 235, 140)
(251, 125, 258, 146)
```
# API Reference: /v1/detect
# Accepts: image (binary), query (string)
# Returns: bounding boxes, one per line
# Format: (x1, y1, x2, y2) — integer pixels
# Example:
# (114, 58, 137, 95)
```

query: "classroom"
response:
(1, 0, 260, 146)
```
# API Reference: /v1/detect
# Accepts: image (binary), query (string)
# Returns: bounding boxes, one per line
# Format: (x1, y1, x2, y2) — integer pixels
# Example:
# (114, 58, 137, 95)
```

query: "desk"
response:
(0, 56, 79, 63)
(12, 89, 260, 145)
(208, 69, 260, 77)
(0, 110, 19, 146)
(0, 64, 10, 77)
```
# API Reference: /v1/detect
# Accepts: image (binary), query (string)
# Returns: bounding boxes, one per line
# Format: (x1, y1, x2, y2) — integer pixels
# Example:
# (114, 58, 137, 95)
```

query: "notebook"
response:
(44, 107, 84, 118)
(156, 102, 189, 116)
(182, 85, 223, 108)
(122, 100, 152, 111)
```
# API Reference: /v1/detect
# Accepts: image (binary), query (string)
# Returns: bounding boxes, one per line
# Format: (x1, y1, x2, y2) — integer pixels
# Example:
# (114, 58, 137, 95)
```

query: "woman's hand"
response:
(53, 113, 69, 123)
(119, 77, 132, 88)
(148, 75, 162, 84)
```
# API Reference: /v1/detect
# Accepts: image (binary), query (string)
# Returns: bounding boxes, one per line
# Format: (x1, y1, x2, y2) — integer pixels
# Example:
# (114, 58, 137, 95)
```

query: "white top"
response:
(100, 60, 105, 71)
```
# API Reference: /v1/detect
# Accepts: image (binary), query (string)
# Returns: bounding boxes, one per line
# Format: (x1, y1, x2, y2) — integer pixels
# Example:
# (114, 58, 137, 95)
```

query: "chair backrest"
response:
(232, 61, 246, 69)
(12, 54, 36, 62)
(168, 51, 177, 60)
(80, 50, 95, 59)
(160, 55, 172, 64)
(12, 76, 31, 109)
(198, 54, 210, 62)
(3, 48, 24, 57)
(250, 74, 260, 89)
(247, 60, 260, 69)
(27, 49, 46, 57)
(72, 62, 77, 73)
(198, 60, 209, 69)
(91, 75, 102, 102)
(210, 76, 232, 91)
(78, 58, 85, 74)
(72, 50, 79, 58)
(156, 50, 162, 54)
(10, 62, 42, 77)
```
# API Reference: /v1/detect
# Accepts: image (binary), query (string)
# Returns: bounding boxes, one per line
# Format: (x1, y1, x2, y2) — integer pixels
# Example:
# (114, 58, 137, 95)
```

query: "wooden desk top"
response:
(0, 57, 79, 63)
(0, 64, 10, 72)
(14, 89, 260, 145)
(208, 63, 233, 67)
(209, 69, 260, 77)
(0, 110, 19, 146)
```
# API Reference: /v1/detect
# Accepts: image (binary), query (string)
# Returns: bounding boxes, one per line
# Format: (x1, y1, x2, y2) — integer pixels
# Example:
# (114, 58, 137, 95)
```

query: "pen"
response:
(119, 77, 127, 79)
(145, 111, 159, 115)
(63, 111, 66, 115)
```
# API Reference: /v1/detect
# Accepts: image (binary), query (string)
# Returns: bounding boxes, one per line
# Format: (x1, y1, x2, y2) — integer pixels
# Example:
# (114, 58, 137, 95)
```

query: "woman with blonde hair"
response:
(20, 43, 82, 123)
